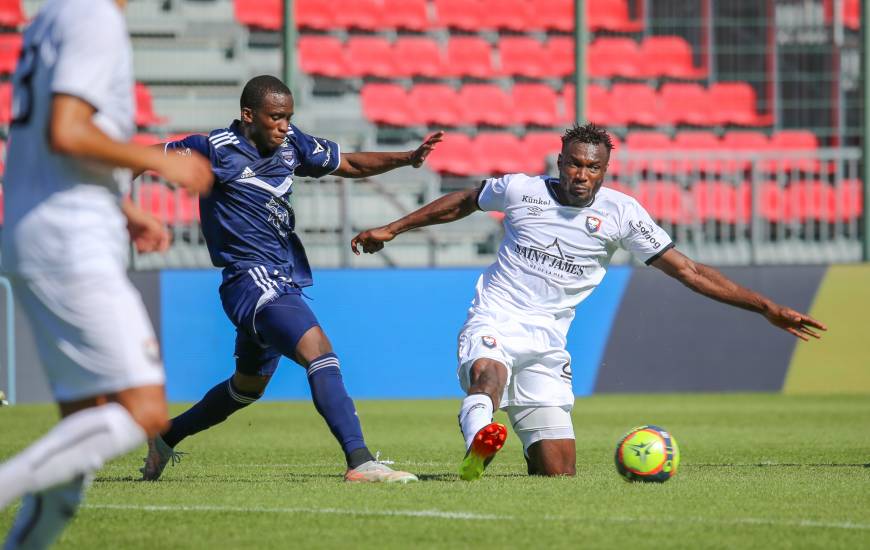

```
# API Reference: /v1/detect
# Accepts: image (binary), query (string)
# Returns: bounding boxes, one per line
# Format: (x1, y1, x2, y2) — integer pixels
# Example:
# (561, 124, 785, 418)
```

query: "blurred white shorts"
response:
(12, 270, 165, 402)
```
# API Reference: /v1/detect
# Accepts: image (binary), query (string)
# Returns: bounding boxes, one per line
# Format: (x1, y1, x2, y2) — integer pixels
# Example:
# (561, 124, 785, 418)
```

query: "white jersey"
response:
(471, 173, 673, 342)
(1, 0, 135, 275)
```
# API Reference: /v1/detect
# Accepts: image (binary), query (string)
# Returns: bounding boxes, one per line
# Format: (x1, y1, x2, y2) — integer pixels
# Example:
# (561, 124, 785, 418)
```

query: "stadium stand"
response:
(298, 36, 346, 78)
(382, 0, 429, 31)
(445, 36, 495, 79)
(135, 82, 167, 128)
(0, 32, 20, 75)
(234, 0, 281, 31)
(0, 0, 23, 28)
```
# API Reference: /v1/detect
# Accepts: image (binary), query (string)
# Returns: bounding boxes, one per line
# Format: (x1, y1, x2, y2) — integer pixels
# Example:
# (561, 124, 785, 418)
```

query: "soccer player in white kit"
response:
(351, 124, 826, 480)
(0, 0, 212, 547)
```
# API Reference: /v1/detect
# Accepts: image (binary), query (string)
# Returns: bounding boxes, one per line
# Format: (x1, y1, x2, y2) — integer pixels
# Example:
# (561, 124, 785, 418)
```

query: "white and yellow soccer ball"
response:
(614, 425, 680, 483)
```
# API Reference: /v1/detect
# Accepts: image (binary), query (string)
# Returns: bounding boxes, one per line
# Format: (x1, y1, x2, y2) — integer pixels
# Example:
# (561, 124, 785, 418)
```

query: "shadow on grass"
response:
(691, 463, 870, 468)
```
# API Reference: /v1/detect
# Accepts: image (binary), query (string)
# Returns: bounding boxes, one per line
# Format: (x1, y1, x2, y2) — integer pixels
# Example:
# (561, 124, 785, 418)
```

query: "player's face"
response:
(243, 92, 294, 153)
(556, 141, 609, 207)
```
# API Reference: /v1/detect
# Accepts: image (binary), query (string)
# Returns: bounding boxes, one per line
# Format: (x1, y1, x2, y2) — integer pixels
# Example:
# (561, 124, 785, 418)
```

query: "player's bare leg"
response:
(525, 439, 577, 477)
(459, 359, 509, 481)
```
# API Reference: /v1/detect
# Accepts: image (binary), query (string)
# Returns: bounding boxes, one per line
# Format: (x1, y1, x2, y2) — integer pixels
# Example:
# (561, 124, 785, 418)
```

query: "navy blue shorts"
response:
(220, 266, 320, 377)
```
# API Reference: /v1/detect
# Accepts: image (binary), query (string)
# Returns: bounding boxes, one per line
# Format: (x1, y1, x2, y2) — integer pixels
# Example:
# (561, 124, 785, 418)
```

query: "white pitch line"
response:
(83, 504, 870, 531)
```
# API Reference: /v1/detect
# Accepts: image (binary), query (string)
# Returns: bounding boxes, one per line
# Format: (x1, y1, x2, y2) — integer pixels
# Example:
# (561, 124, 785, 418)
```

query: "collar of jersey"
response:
(544, 176, 597, 209)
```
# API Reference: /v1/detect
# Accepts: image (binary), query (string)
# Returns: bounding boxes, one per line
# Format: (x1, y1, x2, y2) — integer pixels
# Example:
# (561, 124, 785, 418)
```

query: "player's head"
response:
(239, 75, 294, 154)
(556, 123, 613, 207)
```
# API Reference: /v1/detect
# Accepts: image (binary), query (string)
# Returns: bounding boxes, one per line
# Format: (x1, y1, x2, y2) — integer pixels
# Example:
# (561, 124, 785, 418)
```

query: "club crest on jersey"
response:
(482, 336, 497, 348)
(585, 216, 602, 233)
(279, 148, 297, 167)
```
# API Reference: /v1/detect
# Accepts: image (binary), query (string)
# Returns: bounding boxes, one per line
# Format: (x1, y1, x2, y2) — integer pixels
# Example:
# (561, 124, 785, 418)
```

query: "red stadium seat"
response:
(475, 133, 531, 174)
(294, 0, 335, 30)
(610, 84, 659, 126)
(392, 37, 446, 78)
(691, 181, 751, 224)
(479, 0, 534, 31)
(138, 183, 178, 224)
(759, 182, 787, 222)
(658, 83, 711, 126)
(522, 132, 562, 174)
(135, 83, 166, 127)
(535, 0, 573, 32)
(709, 82, 771, 126)
(333, 0, 385, 31)
(361, 84, 413, 126)
(433, 0, 483, 31)
(639, 36, 704, 79)
(588, 37, 641, 79)
(445, 37, 494, 78)
(636, 181, 685, 224)
(824, 0, 861, 30)
(625, 131, 672, 173)
(345, 36, 395, 78)
(720, 131, 770, 172)
(407, 84, 463, 127)
(544, 37, 574, 77)
(234, 0, 282, 31)
(587, 0, 642, 32)
(512, 84, 560, 127)
(0, 0, 25, 28)
(0, 33, 21, 75)
(383, 0, 429, 30)
(498, 36, 549, 78)
(0, 82, 11, 124)
(458, 84, 512, 127)
(786, 181, 836, 223)
(768, 130, 820, 173)
(562, 84, 612, 126)
(426, 133, 476, 175)
(673, 131, 722, 174)
(839, 179, 864, 220)
(298, 36, 347, 78)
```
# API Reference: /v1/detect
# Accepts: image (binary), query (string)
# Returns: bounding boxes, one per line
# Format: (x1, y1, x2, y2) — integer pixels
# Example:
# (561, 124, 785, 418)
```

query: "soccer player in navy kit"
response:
(140, 75, 442, 483)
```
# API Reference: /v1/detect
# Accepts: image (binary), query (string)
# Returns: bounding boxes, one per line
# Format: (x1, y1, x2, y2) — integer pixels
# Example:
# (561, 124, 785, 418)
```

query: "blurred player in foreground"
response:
(139, 75, 442, 484)
(0, 0, 213, 547)
(352, 123, 826, 480)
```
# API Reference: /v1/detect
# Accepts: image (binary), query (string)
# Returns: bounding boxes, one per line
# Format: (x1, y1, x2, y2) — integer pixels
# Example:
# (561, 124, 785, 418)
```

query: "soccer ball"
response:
(614, 425, 680, 483)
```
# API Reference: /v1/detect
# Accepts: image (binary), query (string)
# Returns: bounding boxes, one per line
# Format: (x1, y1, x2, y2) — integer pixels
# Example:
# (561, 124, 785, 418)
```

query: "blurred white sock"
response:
(3, 475, 90, 550)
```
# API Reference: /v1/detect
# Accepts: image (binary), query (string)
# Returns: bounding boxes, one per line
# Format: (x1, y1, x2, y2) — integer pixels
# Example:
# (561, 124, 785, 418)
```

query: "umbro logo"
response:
(241, 166, 256, 178)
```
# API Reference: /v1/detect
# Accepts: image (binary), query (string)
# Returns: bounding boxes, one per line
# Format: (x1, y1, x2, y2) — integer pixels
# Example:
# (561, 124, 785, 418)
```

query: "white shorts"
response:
(505, 405, 575, 452)
(12, 270, 165, 402)
(457, 315, 574, 409)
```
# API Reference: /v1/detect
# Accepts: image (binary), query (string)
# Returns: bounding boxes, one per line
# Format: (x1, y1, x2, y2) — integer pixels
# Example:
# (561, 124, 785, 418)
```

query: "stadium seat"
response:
(383, 0, 430, 31)
(407, 84, 463, 126)
(587, 0, 642, 32)
(392, 37, 446, 78)
(768, 130, 820, 173)
(691, 181, 751, 224)
(234, 0, 282, 31)
(544, 37, 574, 77)
(298, 36, 347, 78)
(709, 82, 771, 126)
(787, 181, 836, 223)
(475, 133, 531, 174)
(479, 0, 534, 31)
(639, 36, 704, 79)
(138, 182, 178, 224)
(498, 37, 549, 78)
(624, 131, 672, 173)
(522, 132, 562, 174)
(658, 83, 711, 126)
(445, 37, 494, 79)
(134, 83, 166, 127)
(333, 0, 385, 31)
(824, 0, 861, 30)
(839, 179, 864, 221)
(0, 33, 21, 75)
(512, 84, 560, 127)
(610, 84, 659, 126)
(433, 0, 483, 31)
(588, 37, 641, 79)
(535, 0, 573, 32)
(345, 37, 396, 78)
(759, 182, 787, 222)
(636, 181, 685, 224)
(562, 84, 612, 125)
(426, 133, 476, 175)
(0, 0, 24, 28)
(672, 131, 722, 174)
(0, 82, 12, 124)
(458, 84, 513, 127)
(294, 0, 335, 30)
(720, 131, 770, 172)
(361, 84, 413, 126)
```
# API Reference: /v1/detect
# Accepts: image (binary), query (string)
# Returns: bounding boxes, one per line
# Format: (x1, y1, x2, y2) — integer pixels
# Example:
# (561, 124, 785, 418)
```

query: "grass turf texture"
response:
(1, 394, 868, 549)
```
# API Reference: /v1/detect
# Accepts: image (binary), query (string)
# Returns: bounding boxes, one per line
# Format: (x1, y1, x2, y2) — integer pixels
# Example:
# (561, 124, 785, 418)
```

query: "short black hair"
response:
(561, 123, 614, 152)
(240, 75, 292, 111)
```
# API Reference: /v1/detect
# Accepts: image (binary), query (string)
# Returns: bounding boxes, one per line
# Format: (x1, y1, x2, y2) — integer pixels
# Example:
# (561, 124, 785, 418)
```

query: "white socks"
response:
(0, 402, 145, 511)
(3, 476, 89, 550)
(458, 394, 494, 451)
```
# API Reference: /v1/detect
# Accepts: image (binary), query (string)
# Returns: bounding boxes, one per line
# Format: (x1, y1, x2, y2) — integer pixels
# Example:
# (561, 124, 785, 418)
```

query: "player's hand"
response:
(764, 305, 827, 341)
(408, 131, 444, 168)
(351, 226, 396, 255)
(156, 152, 214, 195)
(125, 204, 171, 253)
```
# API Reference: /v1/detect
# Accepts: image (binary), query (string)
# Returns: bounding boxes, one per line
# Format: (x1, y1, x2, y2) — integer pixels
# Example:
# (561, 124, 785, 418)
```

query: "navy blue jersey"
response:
(165, 121, 340, 287)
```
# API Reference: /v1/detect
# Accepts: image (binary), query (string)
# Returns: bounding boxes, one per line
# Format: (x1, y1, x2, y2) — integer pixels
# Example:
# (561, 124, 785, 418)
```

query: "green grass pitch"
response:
(1, 394, 869, 549)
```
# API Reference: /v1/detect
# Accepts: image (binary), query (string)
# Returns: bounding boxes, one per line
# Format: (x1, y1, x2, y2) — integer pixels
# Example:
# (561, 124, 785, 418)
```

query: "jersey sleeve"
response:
(618, 199, 675, 265)
(164, 134, 210, 159)
(52, 5, 126, 112)
(476, 175, 511, 212)
(292, 128, 341, 178)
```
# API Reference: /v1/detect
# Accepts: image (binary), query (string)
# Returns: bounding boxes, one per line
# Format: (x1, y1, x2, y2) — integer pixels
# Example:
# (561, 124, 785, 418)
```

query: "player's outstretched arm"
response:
(650, 247, 827, 341)
(351, 185, 479, 255)
(334, 131, 444, 178)
(50, 94, 213, 195)
(121, 197, 171, 253)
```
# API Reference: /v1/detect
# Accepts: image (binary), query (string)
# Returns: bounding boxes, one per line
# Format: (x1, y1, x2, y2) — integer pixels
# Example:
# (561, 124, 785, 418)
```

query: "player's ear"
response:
(240, 107, 254, 124)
